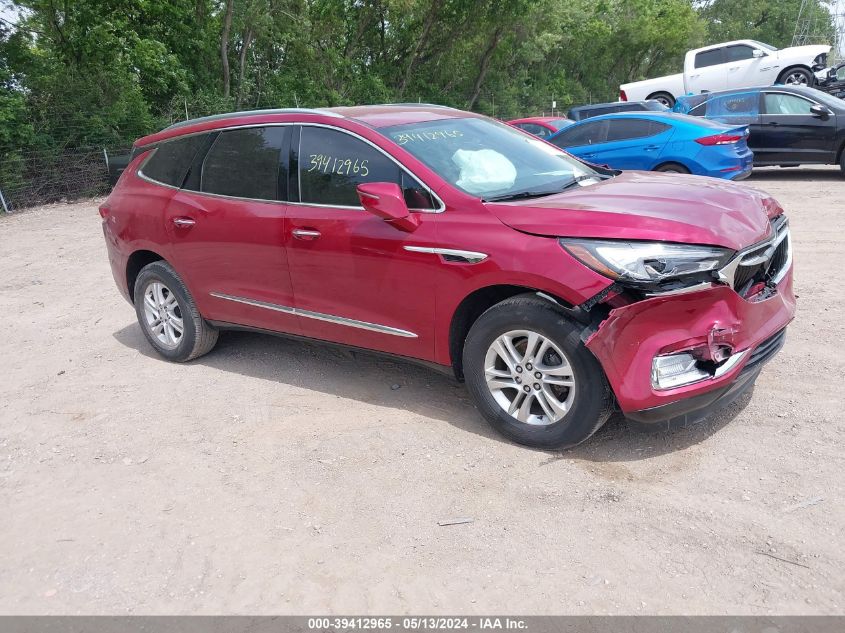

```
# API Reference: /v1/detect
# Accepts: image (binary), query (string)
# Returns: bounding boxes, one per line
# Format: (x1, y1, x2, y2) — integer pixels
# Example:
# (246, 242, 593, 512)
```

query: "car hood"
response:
(776, 44, 830, 60)
(484, 172, 780, 252)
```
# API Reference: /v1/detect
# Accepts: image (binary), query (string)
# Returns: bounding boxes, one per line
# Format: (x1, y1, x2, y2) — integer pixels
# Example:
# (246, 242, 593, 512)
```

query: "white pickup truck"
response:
(620, 40, 831, 108)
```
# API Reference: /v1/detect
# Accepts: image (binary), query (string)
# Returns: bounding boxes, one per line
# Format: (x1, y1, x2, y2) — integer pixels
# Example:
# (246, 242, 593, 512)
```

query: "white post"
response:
(0, 186, 10, 214)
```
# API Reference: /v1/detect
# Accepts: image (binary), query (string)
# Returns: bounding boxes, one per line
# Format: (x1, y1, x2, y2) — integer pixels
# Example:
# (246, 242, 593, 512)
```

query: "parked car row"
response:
(102, 103, 795, 449)
(507, 99, 669, 136)
(509, 84, 843, 175)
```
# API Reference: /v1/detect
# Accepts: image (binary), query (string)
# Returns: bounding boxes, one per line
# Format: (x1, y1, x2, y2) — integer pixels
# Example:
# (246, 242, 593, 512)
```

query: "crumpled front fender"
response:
(585, 271, 796, 413)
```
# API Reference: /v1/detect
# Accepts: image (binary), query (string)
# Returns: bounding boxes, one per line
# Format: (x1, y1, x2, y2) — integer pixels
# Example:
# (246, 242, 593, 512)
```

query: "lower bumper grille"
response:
(741, 328, 787, 374)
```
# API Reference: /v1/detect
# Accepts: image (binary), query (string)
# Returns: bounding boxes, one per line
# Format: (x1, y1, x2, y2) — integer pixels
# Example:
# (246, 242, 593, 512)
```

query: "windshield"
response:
(381, 117, 598, 200)
(749, 40, 778, 52)
(803, 87, 845, 109)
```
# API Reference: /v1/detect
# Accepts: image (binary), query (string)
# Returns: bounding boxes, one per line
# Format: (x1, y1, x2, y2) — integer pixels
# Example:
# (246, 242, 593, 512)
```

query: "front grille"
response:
(732, 216, 790, 295)
(741, 328, 787, 374)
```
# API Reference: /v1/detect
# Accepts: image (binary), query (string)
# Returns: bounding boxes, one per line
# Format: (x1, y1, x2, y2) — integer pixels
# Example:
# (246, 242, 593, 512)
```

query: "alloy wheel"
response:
(784, 71, 809, 85)
(484, 329, 577, 426)
(142, 281, 184, 349)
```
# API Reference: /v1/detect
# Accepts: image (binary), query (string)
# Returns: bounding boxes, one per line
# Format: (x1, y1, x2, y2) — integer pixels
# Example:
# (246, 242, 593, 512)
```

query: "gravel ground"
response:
(0, 167, 843, 615)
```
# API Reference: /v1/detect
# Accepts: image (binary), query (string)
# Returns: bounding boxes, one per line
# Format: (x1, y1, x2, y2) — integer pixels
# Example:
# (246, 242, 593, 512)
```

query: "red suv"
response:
(101, 105, 795, 448)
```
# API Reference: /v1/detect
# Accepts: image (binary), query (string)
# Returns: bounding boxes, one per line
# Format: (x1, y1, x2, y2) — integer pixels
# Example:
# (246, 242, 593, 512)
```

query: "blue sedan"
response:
(547, 112, 753, 179)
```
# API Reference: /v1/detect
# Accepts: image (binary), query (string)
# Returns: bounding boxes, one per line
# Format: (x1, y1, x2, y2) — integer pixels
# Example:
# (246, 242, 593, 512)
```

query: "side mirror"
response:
(810, 104, 832, 119)
(752, 49, 765, 58)
(356, 182, 419, 232)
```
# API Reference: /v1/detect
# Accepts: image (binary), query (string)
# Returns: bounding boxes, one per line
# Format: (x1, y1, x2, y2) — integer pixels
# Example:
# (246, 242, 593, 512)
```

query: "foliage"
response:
(0, 0, 836, 199)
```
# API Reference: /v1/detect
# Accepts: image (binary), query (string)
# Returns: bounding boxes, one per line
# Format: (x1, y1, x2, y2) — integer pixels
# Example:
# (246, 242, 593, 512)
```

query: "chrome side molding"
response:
(403, 245, 488, 264)
(209, 292, 417, 338)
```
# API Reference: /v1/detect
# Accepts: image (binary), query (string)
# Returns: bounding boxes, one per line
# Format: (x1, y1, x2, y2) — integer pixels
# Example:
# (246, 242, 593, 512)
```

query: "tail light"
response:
(98, 204, 111, 219)
(619, 89, 628, 102)
(695, 133, 744, 146)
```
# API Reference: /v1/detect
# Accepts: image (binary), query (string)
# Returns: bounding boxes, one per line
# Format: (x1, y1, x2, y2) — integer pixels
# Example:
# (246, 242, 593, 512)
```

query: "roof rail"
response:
(380, 103, 457, 109)
(164, 108, 342, 131)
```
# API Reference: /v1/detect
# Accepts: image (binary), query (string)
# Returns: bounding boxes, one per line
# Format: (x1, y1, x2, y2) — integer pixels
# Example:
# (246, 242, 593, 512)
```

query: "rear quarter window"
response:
(140, 135, 207, 187)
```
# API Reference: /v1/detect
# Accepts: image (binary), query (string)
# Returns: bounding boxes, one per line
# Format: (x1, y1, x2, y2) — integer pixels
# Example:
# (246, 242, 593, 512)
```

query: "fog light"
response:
(651, 352, 709, 390)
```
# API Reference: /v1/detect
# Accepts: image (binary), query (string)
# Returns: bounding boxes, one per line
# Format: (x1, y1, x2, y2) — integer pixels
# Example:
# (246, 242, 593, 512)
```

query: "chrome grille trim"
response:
(719, 216, 791, 291)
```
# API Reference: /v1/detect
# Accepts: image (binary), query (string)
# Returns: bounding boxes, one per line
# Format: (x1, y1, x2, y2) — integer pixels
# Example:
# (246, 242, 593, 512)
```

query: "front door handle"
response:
(172, 217, 196, 227)
(292, 228, 321, 240)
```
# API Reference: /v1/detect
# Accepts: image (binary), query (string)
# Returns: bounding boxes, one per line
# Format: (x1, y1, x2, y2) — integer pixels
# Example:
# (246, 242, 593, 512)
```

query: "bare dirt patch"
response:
(0, 167, 843, 614)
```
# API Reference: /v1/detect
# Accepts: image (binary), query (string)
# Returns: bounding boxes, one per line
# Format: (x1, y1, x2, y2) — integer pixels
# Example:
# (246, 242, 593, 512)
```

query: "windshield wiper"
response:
(484, 174, 611, 202)
(558, 174, 610, 190)
(484, 189, 563, 202)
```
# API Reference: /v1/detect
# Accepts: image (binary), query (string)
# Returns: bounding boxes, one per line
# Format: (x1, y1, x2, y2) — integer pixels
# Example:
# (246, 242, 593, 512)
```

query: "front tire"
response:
(133, 261, 218, 362)
(462, 295, 613, 449)
(778, 67, 813, 87)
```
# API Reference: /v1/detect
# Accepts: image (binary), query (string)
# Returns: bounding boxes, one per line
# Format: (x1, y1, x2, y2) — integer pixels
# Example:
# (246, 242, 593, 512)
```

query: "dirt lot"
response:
(1, 168, 843, 615)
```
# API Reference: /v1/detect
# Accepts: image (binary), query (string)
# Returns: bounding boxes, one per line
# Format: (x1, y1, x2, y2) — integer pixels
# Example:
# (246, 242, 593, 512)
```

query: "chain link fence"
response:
(0, 145, 131, 213)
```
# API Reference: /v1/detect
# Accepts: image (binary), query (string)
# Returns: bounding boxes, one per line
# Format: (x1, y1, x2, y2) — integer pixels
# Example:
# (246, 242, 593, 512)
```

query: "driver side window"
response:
(297, 126, 435, 210)
(763, 93, 814, 115)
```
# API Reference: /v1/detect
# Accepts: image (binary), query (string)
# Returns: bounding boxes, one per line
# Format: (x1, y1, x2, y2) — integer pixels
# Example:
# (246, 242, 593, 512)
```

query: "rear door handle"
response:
(172, 217, 196, 227)
(292, 228, 321, 240)
(644, 144, 660, 151)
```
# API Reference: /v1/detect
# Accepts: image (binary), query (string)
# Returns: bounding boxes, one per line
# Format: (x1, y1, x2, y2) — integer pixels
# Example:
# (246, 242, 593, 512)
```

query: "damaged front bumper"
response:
(584, 266, 795, 425)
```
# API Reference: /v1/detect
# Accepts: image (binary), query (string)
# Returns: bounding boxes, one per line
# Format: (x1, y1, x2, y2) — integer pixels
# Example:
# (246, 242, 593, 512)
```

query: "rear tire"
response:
(654, 162, 690, 174)
(647, 92, 675, 108)
(133, 261, 218, 362)
(462, 295, 613, 449)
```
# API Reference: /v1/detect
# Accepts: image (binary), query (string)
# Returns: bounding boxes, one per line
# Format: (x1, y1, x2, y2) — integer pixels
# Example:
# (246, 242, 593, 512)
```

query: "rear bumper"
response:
(625, 327, 785, 425)
(585, 267, 795, 416)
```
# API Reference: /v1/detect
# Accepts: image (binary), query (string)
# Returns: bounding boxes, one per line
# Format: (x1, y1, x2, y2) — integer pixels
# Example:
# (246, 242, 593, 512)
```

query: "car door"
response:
(163, 125, 302, 334)
(592, 118, 673, 170)
(755, 91, 836, 164)
(725, 44, 763, 89)
(285, 124, 442, 360)
(688, 47, 728, 94)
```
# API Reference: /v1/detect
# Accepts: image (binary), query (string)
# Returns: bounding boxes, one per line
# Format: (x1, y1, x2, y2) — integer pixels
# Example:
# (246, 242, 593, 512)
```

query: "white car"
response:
(620, 40, 831, 107)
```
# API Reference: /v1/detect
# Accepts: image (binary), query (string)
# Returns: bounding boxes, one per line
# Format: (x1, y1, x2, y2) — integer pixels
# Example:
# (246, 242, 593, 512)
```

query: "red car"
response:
(101, 104, 795, 448)
(507, 116, 573, 139)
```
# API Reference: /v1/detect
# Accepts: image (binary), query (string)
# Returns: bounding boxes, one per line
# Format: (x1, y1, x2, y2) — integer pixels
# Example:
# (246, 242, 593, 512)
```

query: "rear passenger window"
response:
(298, 126, 434, 209)
(605, 119, 668, 141)
(201, 127, 287, 200)
(695, 48, 724, 68)
(141, 135, 207, 187)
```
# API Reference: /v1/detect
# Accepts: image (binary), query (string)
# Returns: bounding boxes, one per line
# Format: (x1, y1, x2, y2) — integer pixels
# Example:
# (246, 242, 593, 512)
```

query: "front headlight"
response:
(560, 239, 734, 285)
